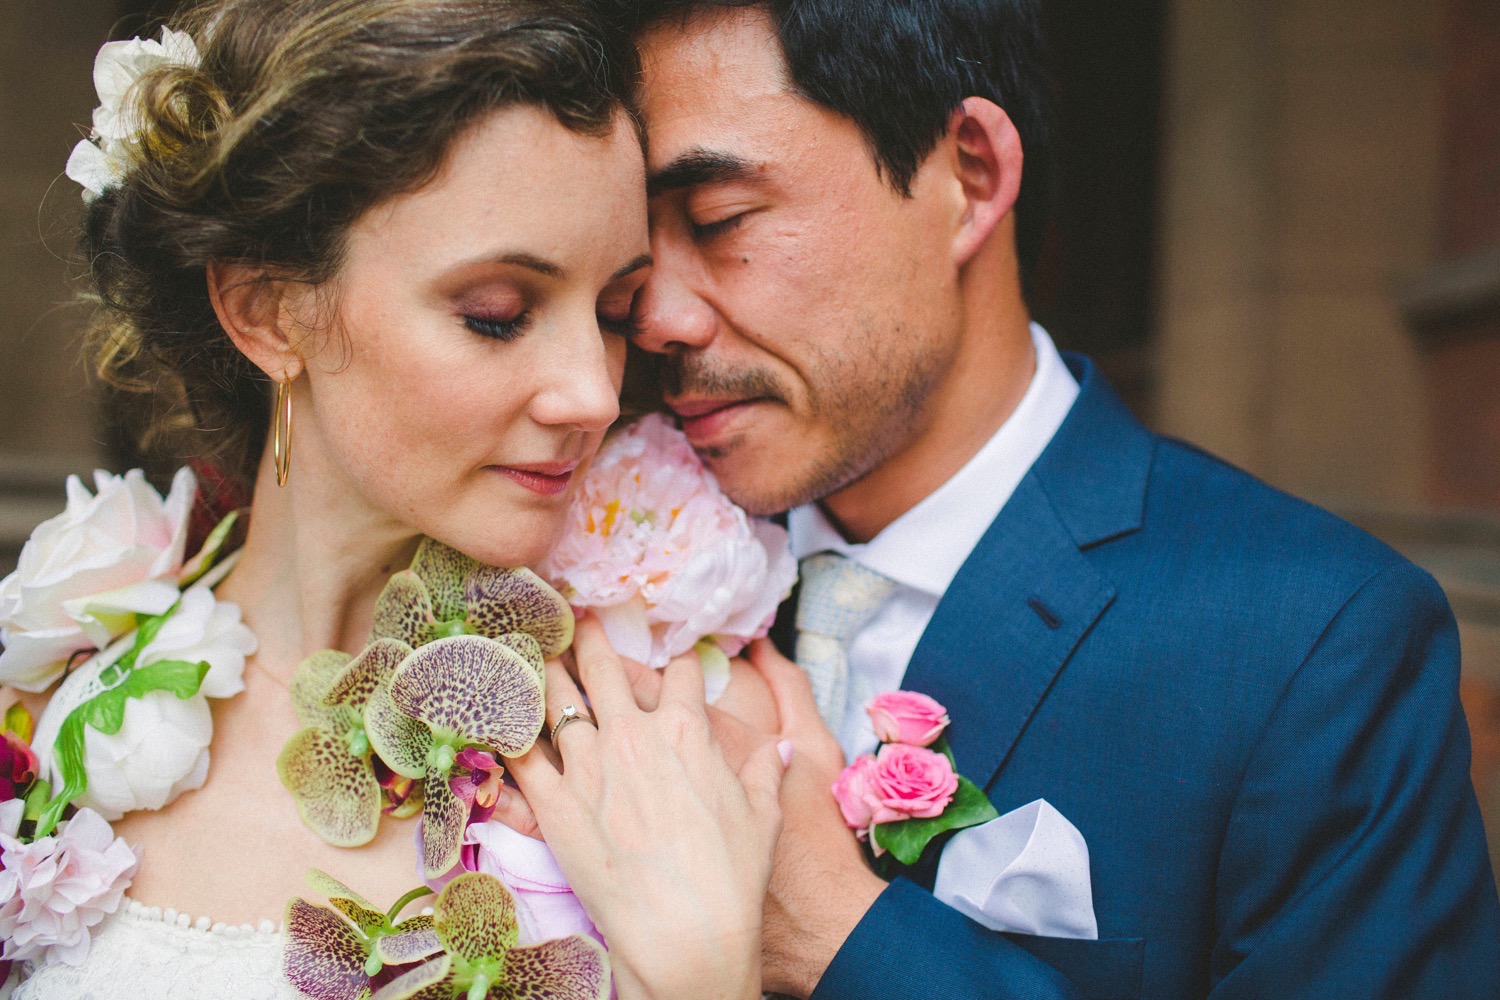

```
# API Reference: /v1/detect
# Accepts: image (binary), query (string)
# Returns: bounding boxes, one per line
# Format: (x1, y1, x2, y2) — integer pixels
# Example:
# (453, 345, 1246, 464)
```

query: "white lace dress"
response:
(7, 898, 297, 999)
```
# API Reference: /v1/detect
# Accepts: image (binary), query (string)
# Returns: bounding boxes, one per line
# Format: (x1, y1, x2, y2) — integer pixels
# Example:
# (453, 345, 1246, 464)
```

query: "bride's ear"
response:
(207, 262, 308, 382)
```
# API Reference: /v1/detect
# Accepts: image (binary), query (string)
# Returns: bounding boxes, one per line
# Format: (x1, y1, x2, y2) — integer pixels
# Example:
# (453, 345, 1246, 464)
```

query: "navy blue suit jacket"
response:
(803, 356, 1500, 1000)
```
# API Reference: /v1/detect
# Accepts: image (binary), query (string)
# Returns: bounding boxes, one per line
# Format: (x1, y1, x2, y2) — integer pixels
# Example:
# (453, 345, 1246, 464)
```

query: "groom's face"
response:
(633, 8, 964, 516)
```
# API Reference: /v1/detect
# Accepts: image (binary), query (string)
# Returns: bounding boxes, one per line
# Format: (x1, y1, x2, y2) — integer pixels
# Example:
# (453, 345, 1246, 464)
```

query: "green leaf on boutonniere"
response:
(870, 775, 1000, 866)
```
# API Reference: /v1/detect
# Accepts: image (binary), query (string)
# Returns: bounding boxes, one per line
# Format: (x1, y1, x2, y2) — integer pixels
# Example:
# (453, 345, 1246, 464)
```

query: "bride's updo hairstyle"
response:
(83, 0, 633, 492)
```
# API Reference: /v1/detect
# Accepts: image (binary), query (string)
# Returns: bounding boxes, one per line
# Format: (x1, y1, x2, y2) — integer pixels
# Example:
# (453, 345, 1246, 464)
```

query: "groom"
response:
(613, 1, 1500, 998)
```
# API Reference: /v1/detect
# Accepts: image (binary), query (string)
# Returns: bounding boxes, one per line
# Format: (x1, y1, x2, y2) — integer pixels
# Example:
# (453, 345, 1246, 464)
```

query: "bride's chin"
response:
(433, 516, 567, 571)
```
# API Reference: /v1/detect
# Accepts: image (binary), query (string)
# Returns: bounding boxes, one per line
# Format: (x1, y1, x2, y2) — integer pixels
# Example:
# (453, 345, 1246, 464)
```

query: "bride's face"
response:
(296, 106, 648, 567)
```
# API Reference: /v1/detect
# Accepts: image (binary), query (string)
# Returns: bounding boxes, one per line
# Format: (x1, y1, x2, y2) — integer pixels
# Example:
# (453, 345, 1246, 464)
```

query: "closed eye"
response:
(692, 213, 746, 241)
(465, 312, 530, 342)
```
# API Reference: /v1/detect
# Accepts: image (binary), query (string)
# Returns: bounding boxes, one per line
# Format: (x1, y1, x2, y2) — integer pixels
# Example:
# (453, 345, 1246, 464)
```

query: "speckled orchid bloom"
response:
(283, 870, 438, 1000)
(371, 539, 573, 660)
(278, 641, 411, 847)
(366, 873, 609, 1000)
(365, 635, 545, 879)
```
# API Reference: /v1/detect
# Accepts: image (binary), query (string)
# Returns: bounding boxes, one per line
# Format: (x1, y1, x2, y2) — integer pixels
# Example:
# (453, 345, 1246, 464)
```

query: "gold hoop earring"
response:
(273, 377, 294, 488)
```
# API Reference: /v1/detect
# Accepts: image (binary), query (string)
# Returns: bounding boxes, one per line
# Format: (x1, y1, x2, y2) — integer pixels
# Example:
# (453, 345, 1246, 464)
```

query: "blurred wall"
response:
(1154, 0, 1438, 507)
(0, 1, 117, 570)
(0, 1, 113, 461)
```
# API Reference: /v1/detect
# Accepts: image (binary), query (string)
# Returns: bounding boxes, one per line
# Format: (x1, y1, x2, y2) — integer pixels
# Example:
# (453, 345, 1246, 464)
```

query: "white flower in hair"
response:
(64, 27, 200, 201)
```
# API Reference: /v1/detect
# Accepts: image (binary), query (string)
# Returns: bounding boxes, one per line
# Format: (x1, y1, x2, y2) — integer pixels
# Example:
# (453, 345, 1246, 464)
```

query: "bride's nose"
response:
(528, 318, 621, 432)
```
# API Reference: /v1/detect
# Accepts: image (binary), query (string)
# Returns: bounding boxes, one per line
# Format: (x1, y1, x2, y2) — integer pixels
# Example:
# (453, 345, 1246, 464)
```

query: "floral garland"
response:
(0, 467, 252, 974)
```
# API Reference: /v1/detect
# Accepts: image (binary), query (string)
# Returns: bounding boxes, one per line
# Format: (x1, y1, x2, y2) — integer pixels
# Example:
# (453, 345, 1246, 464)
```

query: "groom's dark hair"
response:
(605, 0, 1054, 279)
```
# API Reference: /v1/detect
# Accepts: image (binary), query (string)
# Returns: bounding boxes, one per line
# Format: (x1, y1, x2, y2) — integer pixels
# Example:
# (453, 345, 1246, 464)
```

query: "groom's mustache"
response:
(661, 354, 789, 405)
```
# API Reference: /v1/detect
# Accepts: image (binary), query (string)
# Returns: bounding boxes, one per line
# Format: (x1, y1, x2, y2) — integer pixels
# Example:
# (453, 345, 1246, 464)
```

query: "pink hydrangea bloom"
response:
(867, 690, 951, 747)
(542, 414, 797, 670)
(0, 808, 140, 965)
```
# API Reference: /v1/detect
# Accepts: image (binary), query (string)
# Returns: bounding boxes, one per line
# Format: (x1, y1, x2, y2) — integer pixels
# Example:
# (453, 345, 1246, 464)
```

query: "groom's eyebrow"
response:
(647, 150, 757, 197)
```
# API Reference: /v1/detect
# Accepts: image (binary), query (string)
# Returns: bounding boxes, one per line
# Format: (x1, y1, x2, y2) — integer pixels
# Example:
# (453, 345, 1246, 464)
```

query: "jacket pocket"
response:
(1001, 933, 1146, 1000)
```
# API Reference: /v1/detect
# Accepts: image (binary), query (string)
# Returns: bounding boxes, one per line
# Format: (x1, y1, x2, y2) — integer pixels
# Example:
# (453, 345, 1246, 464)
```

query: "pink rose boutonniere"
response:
(833, 692, 998, 868)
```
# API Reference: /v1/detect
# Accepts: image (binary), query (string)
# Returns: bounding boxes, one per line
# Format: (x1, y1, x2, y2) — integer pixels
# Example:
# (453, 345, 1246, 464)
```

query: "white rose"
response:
(65, 27, 200, 201)
(69, 691, 212, 821)
(136, 585, 256, 699)
(0, 467, 194, 691)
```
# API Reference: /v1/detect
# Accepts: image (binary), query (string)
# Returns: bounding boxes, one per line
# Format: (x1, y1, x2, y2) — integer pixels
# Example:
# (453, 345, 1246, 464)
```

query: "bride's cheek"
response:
(714, 659, 780, 734)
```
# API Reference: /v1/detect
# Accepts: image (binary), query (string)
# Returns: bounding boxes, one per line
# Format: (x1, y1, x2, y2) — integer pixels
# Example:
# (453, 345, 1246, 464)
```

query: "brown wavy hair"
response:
(82, 0, 636, 494)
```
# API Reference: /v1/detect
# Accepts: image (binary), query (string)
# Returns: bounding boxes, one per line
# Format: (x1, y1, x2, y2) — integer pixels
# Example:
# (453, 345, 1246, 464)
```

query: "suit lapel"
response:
(902, 355, 1155, 792)
(902, 474, 1115, 791)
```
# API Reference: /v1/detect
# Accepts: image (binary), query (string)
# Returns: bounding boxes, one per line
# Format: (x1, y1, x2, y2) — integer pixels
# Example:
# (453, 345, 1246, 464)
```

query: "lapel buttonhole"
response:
(1027, 597, 1062, 629)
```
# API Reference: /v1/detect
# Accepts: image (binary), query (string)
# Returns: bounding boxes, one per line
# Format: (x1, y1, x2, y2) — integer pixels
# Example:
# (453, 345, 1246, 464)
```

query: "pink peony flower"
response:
(867, 690, 951, 747)
(866, 743, 959, 826)
(0, 808, 139, 965)
(541, 414, 797, 671)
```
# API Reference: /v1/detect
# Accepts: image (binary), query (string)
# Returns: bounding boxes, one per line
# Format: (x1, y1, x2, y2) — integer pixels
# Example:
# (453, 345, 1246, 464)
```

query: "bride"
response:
(0, 1, 784, 997)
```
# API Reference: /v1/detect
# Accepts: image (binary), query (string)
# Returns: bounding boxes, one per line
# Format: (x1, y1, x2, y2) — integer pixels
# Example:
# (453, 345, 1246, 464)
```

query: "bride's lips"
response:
(670, 397, 763, 446)
(490, 460, 579, 497)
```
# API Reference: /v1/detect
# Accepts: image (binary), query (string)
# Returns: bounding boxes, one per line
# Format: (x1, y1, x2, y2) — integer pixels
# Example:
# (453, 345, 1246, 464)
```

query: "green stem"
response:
(386, 885, 435, 923)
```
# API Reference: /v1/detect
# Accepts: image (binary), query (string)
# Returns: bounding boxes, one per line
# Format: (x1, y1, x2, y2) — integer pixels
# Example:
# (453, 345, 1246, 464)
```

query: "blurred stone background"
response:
(2, 1, 1499, 875)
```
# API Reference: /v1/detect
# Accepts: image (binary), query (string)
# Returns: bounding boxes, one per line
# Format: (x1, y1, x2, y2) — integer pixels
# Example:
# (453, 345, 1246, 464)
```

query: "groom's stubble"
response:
(661, 317, 948, 519)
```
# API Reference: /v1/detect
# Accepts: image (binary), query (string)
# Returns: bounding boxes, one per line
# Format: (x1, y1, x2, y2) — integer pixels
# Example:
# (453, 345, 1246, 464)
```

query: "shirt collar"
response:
(789, 323, 1079, 598)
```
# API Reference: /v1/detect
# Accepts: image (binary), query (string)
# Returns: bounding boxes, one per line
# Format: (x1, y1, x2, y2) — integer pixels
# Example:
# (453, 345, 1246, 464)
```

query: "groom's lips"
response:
(670, 397, 763, 446)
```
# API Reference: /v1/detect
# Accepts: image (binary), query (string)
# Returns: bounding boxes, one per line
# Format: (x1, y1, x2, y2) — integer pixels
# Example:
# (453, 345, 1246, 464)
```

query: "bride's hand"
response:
(508, 615, 786, 1000)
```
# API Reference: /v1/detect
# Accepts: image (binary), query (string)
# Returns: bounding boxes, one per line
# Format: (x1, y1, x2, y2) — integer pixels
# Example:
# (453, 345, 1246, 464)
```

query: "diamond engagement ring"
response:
(550, 703, 595, 743)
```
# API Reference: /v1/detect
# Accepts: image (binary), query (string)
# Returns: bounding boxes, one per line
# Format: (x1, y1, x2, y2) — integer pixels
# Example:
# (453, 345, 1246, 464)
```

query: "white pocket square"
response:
(933, 798, 1098, 940)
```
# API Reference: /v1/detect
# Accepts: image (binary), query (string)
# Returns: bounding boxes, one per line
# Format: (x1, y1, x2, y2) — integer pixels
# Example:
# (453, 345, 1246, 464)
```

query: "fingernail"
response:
(496, 788, 513, 810)
(777, 739, 794, 767)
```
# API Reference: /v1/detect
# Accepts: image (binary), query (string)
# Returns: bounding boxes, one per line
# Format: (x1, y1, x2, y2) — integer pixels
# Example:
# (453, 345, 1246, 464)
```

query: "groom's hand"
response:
(748, 639, 886, 999)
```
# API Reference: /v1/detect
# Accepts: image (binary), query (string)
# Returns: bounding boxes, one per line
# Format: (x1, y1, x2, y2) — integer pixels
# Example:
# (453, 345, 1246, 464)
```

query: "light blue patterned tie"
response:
(795, 552, 898, 728)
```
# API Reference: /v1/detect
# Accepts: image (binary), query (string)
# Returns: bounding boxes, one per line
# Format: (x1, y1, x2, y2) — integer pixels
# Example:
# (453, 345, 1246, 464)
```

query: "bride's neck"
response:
(218, 428, 419, 677)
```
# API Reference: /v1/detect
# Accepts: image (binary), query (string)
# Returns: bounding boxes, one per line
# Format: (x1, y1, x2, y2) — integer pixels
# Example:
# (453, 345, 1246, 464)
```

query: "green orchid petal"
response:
(420, 772, 471, 880)
(390, 636, 545, 757)
(395, 913, 436, 933)
(329, 897, 388, 936)
(375, 925, 444, 966)
(371, 571, 437, 649)
(278, 727, 383, 847)
(305, 870, 380, 916)
(502, 935, 612, 1000)
(463, 566, 574, 658)
(434, 873, 519, 964)
(293, 651, 356, 728)
(411, 539, 479, 623)
(369, 954, 454, 1000)
(495, 632, 545, 686)
(325, 638, 414, 711)
(366, 679, 433, 779)
(283, 898, 373, 1000)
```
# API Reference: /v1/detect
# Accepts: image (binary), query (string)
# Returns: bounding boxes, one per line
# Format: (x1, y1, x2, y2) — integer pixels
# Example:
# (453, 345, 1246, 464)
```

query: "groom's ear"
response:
(943, 97, 1024, 269)
(207, 262, 313, 383)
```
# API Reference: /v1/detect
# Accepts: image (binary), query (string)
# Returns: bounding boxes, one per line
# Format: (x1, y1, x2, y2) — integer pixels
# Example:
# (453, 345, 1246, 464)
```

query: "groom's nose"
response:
(632, 263, 720, 356)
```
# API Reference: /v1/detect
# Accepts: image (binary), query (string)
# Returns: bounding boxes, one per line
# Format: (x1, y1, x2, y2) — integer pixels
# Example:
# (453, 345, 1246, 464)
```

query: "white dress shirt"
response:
(788, 323, 1080, 760)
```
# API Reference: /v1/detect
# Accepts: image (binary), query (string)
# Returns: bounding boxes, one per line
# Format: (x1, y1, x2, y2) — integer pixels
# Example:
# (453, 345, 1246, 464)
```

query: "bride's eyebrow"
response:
(612, 254, 653, 281)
